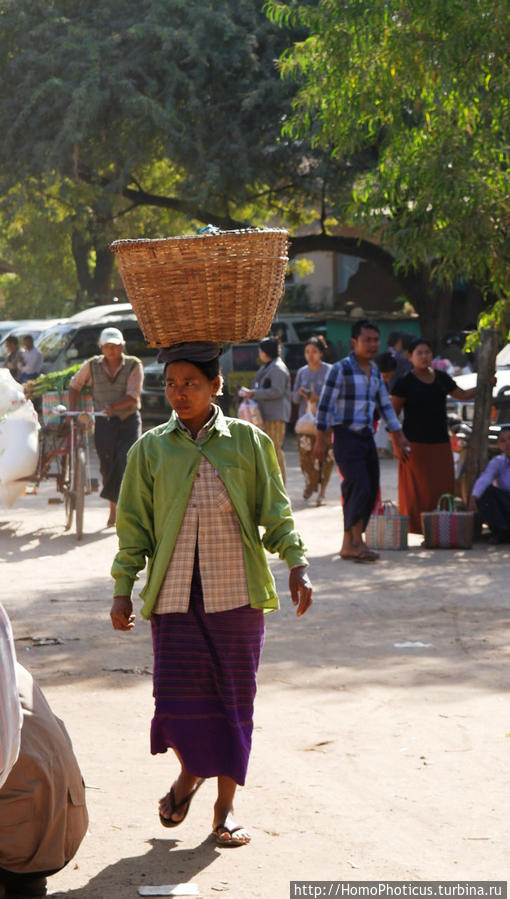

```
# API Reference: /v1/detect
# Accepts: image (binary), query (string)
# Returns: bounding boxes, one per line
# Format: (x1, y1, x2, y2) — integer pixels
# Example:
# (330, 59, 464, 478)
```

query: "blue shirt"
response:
(472, 453, 510, 499)
(315, 352, 401, 433)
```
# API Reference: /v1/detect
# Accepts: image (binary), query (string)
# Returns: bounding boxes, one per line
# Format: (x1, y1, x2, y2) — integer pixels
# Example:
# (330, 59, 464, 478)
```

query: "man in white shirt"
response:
(19, 335, 43, 383)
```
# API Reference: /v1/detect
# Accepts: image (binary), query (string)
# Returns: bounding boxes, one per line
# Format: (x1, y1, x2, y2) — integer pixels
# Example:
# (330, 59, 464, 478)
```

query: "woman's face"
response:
(305, 344, 322, 368)
(258, 348, 272, 364)
(411, 343, 433, 370)
(165, 360, 220, 428)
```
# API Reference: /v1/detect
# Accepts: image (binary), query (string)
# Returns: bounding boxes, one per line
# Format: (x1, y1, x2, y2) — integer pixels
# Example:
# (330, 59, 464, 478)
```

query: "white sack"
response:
(0, 369, 26, 418)
(0, 402, 39, 486)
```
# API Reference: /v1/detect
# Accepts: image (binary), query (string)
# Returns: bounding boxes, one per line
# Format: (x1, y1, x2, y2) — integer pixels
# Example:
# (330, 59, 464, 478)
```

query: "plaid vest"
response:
(90, 356, 140, 420)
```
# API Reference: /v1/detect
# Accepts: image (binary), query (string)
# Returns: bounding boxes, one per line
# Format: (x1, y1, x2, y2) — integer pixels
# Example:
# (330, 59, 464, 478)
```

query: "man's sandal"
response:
(159, 777, 205, 828)
(353, 549, 379, 562)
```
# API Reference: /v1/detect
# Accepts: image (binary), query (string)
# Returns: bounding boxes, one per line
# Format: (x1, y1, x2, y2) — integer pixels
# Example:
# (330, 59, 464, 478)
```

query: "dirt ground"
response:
(1, 441, 508, 897)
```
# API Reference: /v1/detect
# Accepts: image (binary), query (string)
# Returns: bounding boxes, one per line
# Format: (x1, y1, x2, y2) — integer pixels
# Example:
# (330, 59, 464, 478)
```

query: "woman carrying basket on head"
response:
(110, 342, 312, 847)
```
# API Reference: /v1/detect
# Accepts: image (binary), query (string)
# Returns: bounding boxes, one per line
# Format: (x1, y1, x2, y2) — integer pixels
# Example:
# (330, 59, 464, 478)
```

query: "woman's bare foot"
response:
(106, 501, 116, 528)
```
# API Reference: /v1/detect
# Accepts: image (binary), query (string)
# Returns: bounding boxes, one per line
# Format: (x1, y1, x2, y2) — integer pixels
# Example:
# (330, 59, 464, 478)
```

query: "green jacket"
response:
(111, 407, 308, 618)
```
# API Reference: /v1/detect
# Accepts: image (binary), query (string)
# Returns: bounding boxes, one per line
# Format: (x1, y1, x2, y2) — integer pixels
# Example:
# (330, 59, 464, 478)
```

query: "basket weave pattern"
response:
(110, 229, 289, 346)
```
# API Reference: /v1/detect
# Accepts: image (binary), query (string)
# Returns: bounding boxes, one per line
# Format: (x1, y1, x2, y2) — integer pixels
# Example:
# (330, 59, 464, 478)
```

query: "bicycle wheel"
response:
(74, 447, 86, 540)
(62, 453, 74, 530)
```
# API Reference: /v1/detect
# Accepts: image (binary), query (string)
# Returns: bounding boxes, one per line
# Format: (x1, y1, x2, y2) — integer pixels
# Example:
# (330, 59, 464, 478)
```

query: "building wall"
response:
(294, 251, 407, 313)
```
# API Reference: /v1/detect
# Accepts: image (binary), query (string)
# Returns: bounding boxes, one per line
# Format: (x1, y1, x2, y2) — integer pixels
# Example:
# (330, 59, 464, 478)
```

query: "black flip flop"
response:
(159, 777, 205, 828)
(213, 813, 251, 847)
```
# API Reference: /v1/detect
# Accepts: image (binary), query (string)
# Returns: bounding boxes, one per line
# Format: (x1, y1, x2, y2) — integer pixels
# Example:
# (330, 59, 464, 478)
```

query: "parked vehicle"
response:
(35, 312, 156, 374)
(447, 344, 510, 454)
(0, 320, 65, 360)
(67, 302, 133, 322)
(0, 321, 21, 343)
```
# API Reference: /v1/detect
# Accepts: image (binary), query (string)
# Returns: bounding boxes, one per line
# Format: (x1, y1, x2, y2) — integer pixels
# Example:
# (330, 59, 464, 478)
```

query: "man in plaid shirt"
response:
(314, 319, 409, 561)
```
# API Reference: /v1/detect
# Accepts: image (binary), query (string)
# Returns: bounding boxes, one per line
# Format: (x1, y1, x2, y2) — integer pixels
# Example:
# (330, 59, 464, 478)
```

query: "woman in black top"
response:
(391, 338, 476, 533)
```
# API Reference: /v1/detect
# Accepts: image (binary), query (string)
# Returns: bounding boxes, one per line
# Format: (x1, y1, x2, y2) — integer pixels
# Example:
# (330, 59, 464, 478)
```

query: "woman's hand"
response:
(110, 595, 135, 631)
(467, 496, 478, 513)
(392, 429, 411, 464)
(289, 566, 313, 617)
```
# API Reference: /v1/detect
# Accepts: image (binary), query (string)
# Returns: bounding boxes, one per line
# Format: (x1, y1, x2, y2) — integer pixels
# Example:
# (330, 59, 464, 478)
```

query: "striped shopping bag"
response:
(42, 388, 95, 431)
(366, 501, 408, 550)
(421, 494, 474, 549)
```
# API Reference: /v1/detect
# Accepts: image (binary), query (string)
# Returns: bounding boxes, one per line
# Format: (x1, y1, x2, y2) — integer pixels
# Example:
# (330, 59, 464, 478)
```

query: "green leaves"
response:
(0, 0, 315, 306)
(269, 0, 510, 310)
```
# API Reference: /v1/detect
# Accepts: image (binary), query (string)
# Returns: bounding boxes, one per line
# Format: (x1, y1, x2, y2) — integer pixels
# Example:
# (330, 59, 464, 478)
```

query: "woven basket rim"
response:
(110, 227, 288, 252)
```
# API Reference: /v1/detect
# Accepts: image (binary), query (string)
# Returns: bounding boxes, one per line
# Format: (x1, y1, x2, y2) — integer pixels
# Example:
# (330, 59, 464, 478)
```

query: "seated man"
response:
(0, 606, 88, 898)
(468, 425, 510, 543)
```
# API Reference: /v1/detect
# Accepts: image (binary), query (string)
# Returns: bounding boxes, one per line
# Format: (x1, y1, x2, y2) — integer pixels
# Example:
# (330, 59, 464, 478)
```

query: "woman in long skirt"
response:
(110, 342, 312, 846)
(391, 338, 477, 533)
(292, 336, 335, 505)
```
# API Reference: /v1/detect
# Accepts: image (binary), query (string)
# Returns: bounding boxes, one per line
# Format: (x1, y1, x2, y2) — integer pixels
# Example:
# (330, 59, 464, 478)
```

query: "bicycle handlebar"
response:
(55, 405, 107, 417)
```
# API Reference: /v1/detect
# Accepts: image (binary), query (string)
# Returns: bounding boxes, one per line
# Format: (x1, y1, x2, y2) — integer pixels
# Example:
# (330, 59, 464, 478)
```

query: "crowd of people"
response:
(241, 319, 509, 554)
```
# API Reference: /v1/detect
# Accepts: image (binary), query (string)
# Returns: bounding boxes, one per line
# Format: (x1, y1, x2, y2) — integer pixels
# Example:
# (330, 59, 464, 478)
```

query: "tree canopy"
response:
(1, 0, 507, 338)
(269, 0, 510, 310)
(0, 0, 312, 310)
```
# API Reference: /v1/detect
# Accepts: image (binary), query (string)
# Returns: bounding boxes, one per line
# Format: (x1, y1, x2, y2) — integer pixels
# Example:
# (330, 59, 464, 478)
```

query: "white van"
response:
(0, 320, 65, 360)
(35, 312, 157, 374)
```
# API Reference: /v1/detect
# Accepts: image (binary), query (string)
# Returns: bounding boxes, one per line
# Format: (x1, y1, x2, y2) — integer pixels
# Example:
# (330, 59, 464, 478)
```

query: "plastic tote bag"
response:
(366, 500, 409, 550)
(0, 603, 22, 788)
(238, 398, 264, 429)
(421, 493, 474, 549)
(294, 401, 317, 436)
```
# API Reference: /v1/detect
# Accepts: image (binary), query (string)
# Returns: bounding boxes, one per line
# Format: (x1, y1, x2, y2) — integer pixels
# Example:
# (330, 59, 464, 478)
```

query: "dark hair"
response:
(5, 335, 18, 347)
(375, 351, 397, 373)
(401, 332, 415, 352)
(165, 356, 221, 381)
(409, 337, 433, 354)
(259, 337, 280, 360)
(351, 319, 380, 340)
(387, 330, 404, 348)
(305, 335, 328, 355)
(23, 334, 34, 346)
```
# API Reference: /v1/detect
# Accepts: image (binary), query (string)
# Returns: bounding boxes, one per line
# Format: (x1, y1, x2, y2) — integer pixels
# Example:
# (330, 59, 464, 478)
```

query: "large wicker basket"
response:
(110, 228, 289, 346)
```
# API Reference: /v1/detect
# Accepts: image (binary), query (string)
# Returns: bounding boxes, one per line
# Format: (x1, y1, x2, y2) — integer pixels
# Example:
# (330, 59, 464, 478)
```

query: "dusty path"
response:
(1, 445, 508, 896)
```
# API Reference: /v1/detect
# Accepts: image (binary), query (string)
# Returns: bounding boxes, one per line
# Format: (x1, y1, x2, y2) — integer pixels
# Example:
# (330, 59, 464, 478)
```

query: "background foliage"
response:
(269, 0, 510, 317)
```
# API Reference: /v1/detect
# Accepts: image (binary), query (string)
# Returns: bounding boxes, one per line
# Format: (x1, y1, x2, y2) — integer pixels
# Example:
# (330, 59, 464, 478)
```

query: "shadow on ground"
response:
(51, 837, 222, 899)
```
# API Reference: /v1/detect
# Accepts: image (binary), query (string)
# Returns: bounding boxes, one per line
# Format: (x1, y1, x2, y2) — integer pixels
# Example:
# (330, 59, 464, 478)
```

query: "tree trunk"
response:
(463, 329, 498, 499)
(399, 268, 452, 350)
(71, 230, 94, 298)
(71, 230, 115, 304)
(91, 245, 115, 303)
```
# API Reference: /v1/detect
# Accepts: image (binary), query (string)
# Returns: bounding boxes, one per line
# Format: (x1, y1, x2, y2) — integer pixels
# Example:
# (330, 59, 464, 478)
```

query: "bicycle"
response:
(35, 406, 105, 539)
